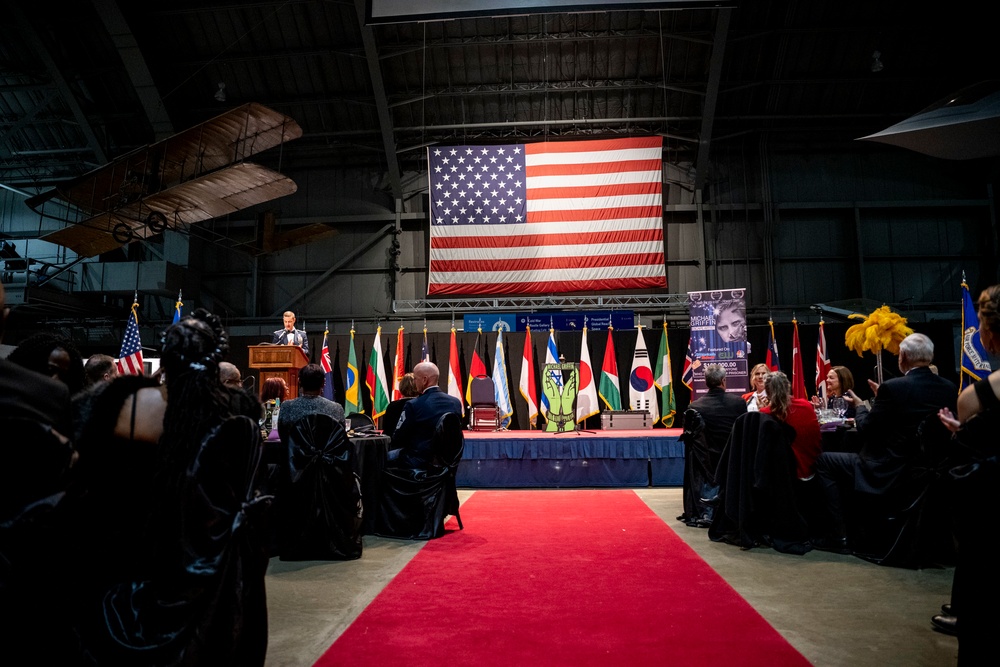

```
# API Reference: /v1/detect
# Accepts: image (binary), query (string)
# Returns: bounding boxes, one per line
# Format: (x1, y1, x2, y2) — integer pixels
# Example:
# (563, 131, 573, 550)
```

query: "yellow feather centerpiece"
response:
(844, 305, 913, 382)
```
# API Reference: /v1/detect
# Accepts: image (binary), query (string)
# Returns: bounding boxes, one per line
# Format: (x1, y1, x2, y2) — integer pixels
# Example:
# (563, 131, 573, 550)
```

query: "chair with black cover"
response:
(468, 374, 500, 431)
(708, 411, 812, 554)
(96, 415, 271, 666)
(278, 413, 363, 560)
(346, 412, 374, 431)
(374, 411, 465, 540)
(0, 416, 78, 663)
(848, 413, 957, 568)
(677, 408, 718, 527)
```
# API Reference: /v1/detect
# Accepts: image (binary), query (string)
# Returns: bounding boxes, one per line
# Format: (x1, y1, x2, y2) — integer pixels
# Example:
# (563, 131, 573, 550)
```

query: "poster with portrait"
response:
(686, 289, 750, 397)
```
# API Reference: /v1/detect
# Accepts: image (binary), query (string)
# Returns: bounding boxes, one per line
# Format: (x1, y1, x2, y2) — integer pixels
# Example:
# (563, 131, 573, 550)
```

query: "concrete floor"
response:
(263, 488, 958, 667)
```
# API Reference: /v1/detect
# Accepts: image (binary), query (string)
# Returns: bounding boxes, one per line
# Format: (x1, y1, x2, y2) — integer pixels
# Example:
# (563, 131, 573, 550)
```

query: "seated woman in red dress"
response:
(761, 371, 822, 480)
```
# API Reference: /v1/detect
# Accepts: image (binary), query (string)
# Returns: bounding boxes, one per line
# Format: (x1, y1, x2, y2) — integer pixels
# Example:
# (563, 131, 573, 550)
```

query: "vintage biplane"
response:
(27, 103, 303, 257)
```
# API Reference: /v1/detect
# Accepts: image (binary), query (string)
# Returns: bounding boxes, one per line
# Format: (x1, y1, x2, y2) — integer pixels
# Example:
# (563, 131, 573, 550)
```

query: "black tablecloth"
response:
(264, 433, 391, 535)
(821, 426, 861, 453)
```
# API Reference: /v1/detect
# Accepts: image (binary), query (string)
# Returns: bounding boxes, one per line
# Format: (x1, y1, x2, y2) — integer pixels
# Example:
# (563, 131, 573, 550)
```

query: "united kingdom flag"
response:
(681, 336, 696, 390)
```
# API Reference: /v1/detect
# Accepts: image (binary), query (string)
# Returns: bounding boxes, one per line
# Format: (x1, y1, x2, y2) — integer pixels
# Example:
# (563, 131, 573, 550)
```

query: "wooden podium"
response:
(248, 344, 310, 398)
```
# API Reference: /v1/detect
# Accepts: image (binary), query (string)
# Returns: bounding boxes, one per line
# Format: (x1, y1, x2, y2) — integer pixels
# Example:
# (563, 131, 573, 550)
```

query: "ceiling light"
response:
(214, 82, 227, 102)
(870, 51, 884, 73)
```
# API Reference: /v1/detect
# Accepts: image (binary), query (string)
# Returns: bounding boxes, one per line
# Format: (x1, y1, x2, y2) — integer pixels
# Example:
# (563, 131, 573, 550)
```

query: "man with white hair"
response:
(388, 361, 463, 468)
(812, 332, 956, 552)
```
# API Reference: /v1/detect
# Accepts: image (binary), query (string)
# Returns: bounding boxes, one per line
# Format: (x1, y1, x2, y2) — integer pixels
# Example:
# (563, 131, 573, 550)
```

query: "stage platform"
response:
(457, 428, 684, 489)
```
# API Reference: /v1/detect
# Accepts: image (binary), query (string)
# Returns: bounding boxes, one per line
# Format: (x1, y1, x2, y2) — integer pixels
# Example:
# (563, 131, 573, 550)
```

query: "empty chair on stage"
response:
(469, 375, 501, 431)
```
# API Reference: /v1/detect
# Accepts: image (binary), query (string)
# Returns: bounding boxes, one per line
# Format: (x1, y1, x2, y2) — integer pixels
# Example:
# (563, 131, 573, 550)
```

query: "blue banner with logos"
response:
(464, 311, 634, 333)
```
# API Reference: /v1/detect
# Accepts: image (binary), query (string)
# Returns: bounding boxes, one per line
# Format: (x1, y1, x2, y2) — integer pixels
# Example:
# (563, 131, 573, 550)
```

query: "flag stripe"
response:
(429, 276, 666, 296)
(525, 161, 662, 179)
(526, 179, 662, 200)
(431, 253, 664, 272)
(431, 226, 662, 247)
(527, 205, 661, 222)
(525, 136, 662, 156)
(428, 137, 664, 296)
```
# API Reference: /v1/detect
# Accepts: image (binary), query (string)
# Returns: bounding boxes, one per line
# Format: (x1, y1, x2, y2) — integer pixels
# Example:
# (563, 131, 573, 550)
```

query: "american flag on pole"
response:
(426, 137, 666, 295)
(117, 300, 144, 375)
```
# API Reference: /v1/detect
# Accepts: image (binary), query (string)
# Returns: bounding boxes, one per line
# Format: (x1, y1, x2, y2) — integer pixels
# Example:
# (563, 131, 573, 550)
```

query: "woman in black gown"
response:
(938, 284, 1000, 667)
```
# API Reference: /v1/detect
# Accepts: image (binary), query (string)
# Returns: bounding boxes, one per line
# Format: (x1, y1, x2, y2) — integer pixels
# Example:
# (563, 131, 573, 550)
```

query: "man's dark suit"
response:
(271, 328, 309, 356)
(680, 387, 749, 526)
(389, 386, 462, 468)
(842, 366, 955, 493)
(688, 387, 749, 462)
(815, 365, 956, 538)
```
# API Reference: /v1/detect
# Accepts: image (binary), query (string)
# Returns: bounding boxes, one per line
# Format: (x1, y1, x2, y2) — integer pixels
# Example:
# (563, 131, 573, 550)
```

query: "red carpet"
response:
(314, 490, 812, 667)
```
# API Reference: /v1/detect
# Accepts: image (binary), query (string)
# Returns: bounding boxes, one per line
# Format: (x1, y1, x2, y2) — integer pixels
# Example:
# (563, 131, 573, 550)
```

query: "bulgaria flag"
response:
(367, 326, 391, 420)
(598, 326, 622, 410)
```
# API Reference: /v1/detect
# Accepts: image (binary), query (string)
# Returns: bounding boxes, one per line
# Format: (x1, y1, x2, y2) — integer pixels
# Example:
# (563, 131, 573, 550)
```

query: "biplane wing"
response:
(30, 103, 302, 256)
(40, 162, 298, 256)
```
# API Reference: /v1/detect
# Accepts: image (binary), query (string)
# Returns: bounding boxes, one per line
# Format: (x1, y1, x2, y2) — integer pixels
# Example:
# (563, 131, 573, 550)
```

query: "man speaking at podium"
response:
(272, 310, 309, 356)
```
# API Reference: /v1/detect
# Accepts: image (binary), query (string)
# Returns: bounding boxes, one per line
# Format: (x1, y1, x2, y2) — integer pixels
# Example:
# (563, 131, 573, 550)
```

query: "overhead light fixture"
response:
(214, 82, 227, 102)
(870, 50, 884, 73)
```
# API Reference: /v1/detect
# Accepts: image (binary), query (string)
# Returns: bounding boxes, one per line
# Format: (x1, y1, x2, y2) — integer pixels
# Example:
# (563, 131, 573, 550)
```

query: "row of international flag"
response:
(117, 276, 991, 409)
(318, 322, 679, 429)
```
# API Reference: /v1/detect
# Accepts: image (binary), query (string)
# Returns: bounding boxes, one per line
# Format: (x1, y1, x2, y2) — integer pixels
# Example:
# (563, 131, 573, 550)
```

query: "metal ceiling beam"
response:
(693, 7, 730, 193)
(9, 2, 107, 165)
(91, 0, 175, 141)
(378, 27, 713, 59)
(389, 79, 705, 108)
(272, 223, 395, 318)
(354, 0, 402, 202)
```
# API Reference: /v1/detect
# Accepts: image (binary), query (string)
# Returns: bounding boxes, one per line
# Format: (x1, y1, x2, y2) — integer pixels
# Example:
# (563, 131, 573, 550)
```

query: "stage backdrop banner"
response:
(426, 137, 666, 296)
(686, 289, 749, 398)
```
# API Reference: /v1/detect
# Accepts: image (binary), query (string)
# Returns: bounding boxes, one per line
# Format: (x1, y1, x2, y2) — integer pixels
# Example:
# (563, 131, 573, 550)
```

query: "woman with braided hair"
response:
(937, 284, 1000, 666)
(72, 308, 269, 666)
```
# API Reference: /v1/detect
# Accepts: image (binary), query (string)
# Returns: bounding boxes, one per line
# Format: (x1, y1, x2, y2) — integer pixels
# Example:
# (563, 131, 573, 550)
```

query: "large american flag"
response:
(117, 303, 144, 375)
(426, 137, 666, 295)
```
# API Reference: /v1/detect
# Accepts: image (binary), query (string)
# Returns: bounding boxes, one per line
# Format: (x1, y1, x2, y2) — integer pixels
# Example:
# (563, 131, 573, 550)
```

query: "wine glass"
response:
(828, 395, 847, 419)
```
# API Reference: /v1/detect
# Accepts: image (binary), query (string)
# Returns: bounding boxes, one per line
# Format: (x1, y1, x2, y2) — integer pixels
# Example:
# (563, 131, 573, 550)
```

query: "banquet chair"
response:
(848, 414, 957, 568)
(374, 411, 465, 540)
(677, 408, 718, 528)
(468, 375, 501, 431)
(278, 413, 363, 560)
(708, 411, 812, 554)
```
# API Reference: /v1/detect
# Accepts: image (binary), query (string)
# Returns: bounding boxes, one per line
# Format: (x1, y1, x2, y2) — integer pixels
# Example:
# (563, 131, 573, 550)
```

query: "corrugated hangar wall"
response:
(174, 138, 997, 331)
(2, 137, 996, 337)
